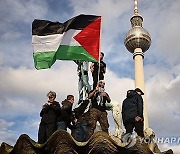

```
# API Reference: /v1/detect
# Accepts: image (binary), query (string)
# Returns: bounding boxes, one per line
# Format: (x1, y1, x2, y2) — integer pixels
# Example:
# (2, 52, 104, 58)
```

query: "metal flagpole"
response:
(97, 17, 102, 88)
(80, 62, 88, 100)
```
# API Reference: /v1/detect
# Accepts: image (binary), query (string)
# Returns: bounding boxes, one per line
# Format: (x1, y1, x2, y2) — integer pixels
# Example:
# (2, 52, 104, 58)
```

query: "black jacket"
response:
(73, 100, 89, 119)
(57, 99, 73, 123)
(90, 91, 111, 112)
(122, 90, 143, 124)
(40, 101, 61, 124)
(92, 61, 106, 75)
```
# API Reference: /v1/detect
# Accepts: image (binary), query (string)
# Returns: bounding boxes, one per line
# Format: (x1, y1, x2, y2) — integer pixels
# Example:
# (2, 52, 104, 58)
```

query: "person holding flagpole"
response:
(90, 52, 106, 90)
(75, 61, 91, 104)
(88, 80, 111, 138)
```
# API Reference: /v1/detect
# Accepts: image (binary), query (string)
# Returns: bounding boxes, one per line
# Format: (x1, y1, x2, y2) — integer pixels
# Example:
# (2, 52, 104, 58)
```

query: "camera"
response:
(98, 87, 105, 93)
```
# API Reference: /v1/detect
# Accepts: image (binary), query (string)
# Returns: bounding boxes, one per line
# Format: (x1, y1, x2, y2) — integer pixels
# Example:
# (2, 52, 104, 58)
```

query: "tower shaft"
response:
(134, 48, 149, 129)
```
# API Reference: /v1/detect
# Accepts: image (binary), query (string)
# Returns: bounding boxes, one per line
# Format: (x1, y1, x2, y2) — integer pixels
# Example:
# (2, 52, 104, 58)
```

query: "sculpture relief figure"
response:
(144, 128, 161, 154)
(105, 101, 124, 138)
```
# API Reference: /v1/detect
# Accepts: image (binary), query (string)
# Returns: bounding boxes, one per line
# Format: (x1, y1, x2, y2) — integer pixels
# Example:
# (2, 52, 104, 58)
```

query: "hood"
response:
(126, 90, 137, 98)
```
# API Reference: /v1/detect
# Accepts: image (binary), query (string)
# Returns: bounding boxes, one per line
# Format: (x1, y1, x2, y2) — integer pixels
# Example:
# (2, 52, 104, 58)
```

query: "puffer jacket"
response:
(122, 90, 143, 124)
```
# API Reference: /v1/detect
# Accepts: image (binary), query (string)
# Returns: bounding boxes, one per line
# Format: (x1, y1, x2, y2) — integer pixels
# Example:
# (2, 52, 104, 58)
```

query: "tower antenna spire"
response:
(134, 0, 139, 14)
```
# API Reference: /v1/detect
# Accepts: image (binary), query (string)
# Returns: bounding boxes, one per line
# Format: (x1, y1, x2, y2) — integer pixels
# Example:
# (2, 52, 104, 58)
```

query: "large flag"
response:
(32, 14, 101, 70)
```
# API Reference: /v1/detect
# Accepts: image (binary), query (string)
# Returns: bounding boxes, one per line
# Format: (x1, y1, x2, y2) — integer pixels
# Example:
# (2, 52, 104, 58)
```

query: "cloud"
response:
(159, 143, 180, 154)
(0, 52, 3, 65)
(0, 129, 17, 145)
(0, 63, 79, 117)
(0, 119, 16, 145)
(140, 0, 180, 64)
(105, 69, 134, 102)
(146, 64, 180, 137)
(0, 0, 48, 25)
(0, 119, 14, 129)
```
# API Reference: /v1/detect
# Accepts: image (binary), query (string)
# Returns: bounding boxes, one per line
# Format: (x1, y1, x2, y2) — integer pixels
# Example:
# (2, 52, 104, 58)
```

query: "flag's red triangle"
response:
(74, 17, 101, 61)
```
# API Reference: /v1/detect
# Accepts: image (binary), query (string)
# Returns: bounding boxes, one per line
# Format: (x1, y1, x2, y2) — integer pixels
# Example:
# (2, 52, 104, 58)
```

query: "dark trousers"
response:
(38, 123, 56, 144)
(124, 120, 144, 137)
(92, 73, 104, 90)
(57, 121, 68, 131)
(72, 121, 88, 142)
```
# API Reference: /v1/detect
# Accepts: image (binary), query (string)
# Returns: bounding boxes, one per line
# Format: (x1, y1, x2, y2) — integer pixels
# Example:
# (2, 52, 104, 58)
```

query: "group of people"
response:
(38, 93, 75, 144)
(75, 52, 106, 104)
(38, 51, 145, 144)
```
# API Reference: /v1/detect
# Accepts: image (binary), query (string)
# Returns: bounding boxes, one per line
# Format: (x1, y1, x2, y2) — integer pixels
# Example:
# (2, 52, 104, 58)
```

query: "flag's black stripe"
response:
(32, 20, 64, 36)
(32, 14, 100, 36)
(63, 14, 100, 32)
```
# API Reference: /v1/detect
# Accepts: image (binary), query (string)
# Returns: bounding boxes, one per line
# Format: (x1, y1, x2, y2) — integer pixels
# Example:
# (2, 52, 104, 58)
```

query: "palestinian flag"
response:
(32, 14, 101, 70)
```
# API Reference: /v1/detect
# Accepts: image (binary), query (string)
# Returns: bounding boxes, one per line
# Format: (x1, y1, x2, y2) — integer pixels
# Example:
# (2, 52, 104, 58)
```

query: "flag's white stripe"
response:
(60, 29, 81, 46)
(32, 29, 81, 53)
(32, 34, 63, 53)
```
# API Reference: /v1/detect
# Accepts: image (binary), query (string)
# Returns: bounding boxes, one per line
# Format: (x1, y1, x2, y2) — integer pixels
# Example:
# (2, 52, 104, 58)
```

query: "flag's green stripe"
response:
(33, 51, 56, 70)
(56, 45, 97, 62)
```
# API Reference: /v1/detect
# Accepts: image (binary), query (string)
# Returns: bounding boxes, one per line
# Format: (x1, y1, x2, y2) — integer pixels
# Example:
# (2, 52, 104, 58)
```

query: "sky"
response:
(0, 0, 180, 153)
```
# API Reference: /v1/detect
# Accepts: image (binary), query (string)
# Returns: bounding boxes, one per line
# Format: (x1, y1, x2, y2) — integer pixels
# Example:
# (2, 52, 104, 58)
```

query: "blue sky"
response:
(0, 0, 180, 152)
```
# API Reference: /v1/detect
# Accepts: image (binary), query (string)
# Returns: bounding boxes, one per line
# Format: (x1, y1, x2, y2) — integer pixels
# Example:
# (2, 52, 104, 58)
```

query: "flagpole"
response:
(97, 17, 102, 88)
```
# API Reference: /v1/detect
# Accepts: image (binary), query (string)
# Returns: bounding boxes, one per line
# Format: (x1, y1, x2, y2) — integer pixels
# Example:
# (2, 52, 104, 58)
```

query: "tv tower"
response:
(124, 0, 151, 129)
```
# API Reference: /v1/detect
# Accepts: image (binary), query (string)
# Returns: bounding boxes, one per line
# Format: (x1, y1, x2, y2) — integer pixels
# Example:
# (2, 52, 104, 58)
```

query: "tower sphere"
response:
(124, 15, 151, 53)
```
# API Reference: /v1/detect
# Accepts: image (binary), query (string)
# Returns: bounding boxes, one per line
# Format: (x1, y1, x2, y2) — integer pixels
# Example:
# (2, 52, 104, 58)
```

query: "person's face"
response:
(99, 81, 105, 88)
(137, 91, 142, 95)
(100, 53, 104, 60)
(69, 97, 74, 104)
(48, 96, 55, 102)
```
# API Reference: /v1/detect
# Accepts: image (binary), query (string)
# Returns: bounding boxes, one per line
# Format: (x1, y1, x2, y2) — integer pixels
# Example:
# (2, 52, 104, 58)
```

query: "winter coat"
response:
(122, 90, 143, 124)
(40, 101, 61, 124)
(73, 100, 89, 119)
(57, 99, 73, 123)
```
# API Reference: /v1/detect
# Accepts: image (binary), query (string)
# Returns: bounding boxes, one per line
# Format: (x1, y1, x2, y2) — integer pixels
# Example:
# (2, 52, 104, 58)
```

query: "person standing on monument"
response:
(90, 52, 106, 90)
(88, 80, 111, 138)
(56, 95, 75, 131)
(75, 61, 91, 104)
(38, 91, 61, 144)
(122, 88, 144, 137)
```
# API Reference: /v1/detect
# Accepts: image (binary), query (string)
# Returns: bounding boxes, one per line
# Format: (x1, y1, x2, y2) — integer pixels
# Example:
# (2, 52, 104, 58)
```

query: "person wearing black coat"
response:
(57, 95, 74, 131)
(90, 52, 106, 90)
(122, 88, 144, 137)
(38, 91, 61, 144)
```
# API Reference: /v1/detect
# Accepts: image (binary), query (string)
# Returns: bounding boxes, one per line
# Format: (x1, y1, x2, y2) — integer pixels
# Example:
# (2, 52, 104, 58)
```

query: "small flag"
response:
(32, 14, 101, 70)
